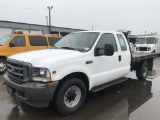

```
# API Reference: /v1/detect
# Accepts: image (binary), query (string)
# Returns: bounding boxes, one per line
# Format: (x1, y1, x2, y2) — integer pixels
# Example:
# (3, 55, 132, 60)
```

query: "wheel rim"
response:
(64, 86, 81, 108)
(143, 66, 148, 77)
(0, 62, 6, 72)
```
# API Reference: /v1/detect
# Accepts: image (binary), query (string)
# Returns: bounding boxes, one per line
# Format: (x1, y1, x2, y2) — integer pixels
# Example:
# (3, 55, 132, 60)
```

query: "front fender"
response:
(50, 64, 93, 90)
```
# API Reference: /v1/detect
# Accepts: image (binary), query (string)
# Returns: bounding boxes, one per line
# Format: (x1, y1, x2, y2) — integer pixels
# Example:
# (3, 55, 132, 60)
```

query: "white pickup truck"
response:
(3, 31, 158, 115)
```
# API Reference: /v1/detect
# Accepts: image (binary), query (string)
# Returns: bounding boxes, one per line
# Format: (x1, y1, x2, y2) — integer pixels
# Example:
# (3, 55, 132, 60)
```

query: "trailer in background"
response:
(128, 35, 138, 45)
(135, 34, 160, 54)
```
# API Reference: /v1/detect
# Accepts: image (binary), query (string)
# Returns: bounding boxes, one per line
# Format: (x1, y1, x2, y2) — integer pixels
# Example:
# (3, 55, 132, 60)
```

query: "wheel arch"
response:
(0, 56, 7, 60)
(53, 72, 89, 103)
(58, 72, 90, 91)
(0, 56, 7, 73)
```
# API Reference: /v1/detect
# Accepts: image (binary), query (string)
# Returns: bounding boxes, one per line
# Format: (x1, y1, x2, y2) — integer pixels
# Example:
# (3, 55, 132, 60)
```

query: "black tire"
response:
(0, 59, 7, 74)
(55, 78, 86, 115)
(136, 61, 149, 80)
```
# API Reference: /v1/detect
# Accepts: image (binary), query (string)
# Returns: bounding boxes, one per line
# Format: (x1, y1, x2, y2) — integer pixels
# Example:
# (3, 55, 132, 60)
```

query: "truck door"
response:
(8, 36, 28, 56)
(93, 33, 121, 86)
(116, 34, 131, 76)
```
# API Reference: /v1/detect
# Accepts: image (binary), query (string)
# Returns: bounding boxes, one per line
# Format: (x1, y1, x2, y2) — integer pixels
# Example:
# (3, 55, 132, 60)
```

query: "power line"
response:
(53, 10, 91, 24)
(0, 5, 116, 30)
(0, 5, 46, 10)
(0, 10, 46, 17)
(53, 10, 115, 30)
(53, 10, 94, 30)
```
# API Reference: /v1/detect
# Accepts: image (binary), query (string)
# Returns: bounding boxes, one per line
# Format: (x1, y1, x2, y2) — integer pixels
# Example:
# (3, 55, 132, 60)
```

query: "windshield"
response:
(137, 38, 146, 44)
(0, 34, 13, 46)
(53, 32, 99, 51)
(146, 37, 155, 44)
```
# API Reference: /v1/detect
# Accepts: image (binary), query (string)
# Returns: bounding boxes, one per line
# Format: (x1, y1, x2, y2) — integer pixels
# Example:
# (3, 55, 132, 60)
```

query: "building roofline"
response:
(0, 20, 86, 31)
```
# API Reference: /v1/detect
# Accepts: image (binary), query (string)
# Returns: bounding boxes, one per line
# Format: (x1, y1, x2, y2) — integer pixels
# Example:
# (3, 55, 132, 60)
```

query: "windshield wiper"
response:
(61, 47, 75, 50)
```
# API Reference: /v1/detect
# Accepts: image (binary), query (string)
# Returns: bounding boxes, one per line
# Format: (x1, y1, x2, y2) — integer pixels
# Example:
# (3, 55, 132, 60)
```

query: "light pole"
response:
(45, 16, 48, 26)
(47, 6, 53, 34)
(145, 31, 147, 35)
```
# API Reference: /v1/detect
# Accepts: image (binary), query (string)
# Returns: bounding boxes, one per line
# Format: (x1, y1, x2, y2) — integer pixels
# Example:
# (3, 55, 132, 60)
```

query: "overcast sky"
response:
(0, 0, 160, 34)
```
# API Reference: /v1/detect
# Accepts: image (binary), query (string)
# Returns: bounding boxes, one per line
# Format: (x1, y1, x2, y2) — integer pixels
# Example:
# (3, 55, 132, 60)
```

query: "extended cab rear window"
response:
(48, 37, 61, 46)
(117, 34, 127, 51)
(29, 36, 48, 46)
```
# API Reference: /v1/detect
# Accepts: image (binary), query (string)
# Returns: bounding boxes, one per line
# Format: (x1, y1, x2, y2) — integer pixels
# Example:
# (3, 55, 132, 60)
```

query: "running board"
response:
(91, 77, 128, 92)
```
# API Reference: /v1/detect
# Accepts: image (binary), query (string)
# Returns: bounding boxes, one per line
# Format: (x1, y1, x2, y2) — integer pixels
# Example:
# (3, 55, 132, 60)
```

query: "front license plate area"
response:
(7, 86, 15, 96)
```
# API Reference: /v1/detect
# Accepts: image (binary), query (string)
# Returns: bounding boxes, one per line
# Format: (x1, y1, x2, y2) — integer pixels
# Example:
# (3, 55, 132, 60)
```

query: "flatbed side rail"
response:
(131, 53, 160, 71)
(132, 54, 158, 63)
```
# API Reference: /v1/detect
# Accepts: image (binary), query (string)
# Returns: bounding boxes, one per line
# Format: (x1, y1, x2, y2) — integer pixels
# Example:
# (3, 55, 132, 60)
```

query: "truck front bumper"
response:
(3, 73, 59, 108)
(134, 51, 153, 54)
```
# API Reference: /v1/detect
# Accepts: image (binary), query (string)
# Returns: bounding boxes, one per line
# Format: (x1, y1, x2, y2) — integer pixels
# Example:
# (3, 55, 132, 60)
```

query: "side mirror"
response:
(95, 44, 114, 56)
(9, 41, 15, 47)
(127, 31, 131, 34)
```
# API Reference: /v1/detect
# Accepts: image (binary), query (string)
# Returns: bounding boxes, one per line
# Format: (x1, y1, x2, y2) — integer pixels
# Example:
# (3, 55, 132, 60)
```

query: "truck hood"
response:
(9, 49, 85, 67)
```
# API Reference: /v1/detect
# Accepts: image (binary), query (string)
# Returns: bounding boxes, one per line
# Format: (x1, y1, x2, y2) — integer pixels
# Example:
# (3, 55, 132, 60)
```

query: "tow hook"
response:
(3, 82, 6, 85)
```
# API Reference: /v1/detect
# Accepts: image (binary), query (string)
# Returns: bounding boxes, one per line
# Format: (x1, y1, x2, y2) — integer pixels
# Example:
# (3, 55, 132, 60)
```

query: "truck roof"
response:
(138, 34, 160, 38)
(72, 31, 124, 34)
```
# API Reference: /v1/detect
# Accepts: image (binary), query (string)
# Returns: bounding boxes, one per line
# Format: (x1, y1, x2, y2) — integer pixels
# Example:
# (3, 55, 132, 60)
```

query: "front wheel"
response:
(55, 78, 86, 115)
(0, 59, 7, 74)
(136, 61, 149, 80)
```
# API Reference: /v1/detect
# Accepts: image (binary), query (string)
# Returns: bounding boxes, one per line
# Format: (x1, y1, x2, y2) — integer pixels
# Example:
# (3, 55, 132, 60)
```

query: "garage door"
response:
(15, 29, 29, 34)
(0, 28, 13, 38)
(30, 30, 42, 34)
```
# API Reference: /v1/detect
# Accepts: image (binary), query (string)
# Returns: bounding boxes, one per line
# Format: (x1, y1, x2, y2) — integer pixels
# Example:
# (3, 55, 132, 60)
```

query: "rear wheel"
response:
(136, 61, 149, 80)
(55, 78, 86, 115)
(0, 59, 7, 74)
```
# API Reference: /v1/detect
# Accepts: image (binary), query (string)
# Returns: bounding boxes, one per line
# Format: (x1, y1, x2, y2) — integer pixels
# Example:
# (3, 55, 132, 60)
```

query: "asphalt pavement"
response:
(0, 57, 160, 120)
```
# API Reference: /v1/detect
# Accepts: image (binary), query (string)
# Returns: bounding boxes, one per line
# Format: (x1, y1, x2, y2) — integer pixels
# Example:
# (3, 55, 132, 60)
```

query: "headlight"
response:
(32, 67, 51, 82)
(136, 47, 139, 51)
(40, 68, 45, 75)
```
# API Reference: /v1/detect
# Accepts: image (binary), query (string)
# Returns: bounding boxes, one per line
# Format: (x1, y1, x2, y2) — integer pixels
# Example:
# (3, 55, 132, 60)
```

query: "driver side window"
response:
(96, 33, 118, 52)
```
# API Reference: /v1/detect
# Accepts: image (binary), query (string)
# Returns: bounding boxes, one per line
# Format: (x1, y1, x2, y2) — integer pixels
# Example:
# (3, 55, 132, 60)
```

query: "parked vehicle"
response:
(128, 34, 138, 48)
(3, 31, 158, 115)
(0, 31, 62, 73)
(129, 42, 135, 52)
(135, 34, 160, 53)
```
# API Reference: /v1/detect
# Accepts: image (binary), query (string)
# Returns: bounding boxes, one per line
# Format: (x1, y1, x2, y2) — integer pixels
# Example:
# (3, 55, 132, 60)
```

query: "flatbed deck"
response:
(132, 53, 159, 63)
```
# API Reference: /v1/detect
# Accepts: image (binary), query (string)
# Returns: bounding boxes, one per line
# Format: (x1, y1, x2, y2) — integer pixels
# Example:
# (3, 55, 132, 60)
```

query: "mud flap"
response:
(147, 70, 156, 79)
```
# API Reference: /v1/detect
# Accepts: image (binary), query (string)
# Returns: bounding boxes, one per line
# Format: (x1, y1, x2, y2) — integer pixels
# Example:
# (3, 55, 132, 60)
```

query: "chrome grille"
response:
(139, 47, 147, 51)
(7, 59, 31, 84)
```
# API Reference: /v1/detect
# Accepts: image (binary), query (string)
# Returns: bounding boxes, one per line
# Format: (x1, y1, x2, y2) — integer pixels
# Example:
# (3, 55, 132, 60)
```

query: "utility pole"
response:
(45, 16, 48, 26)
(92, 20, 93, 31)
(47, 6, 53, 34)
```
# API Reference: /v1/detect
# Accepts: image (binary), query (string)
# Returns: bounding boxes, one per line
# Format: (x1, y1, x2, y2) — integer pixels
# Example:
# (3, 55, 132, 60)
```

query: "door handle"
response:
(119, 55, 121, 61)
(86, 61, 93, 64)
